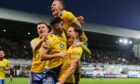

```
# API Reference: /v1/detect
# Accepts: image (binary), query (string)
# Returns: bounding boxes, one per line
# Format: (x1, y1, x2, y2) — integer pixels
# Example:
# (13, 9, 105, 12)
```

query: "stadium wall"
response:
(81, 63, 140, 78)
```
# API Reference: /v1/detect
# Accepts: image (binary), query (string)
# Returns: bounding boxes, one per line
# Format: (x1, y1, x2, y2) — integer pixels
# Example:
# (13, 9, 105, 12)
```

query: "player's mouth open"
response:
(52, 9, 55, 13)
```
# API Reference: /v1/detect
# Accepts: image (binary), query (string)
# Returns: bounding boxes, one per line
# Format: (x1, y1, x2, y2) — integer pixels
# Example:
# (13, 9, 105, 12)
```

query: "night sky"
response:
(0, 0, 140, 30)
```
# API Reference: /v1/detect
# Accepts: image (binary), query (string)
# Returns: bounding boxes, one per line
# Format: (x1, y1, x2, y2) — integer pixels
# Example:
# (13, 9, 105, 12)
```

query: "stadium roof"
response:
(0, 0, 140, 30)
(1, 8, 140, 39)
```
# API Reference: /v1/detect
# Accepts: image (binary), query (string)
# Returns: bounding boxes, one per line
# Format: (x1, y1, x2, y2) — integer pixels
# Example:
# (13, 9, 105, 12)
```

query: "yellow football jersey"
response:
(43, 34, 67, 69)
(30, 38, 46, 73)
(68, 46, 83, 59)
(58, 46, 83, 83)
(61, 10, 88, 43)
(0, 59, 9, 79)
(61, 10, 77, 32)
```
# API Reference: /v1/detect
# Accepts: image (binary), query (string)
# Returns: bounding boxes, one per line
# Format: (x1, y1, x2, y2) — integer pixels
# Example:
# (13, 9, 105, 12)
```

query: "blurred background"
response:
(0, 0, 140, 82)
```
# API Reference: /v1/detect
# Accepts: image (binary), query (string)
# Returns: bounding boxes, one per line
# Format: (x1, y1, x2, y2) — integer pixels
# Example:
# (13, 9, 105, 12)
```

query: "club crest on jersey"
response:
(60, 43, 64, 48)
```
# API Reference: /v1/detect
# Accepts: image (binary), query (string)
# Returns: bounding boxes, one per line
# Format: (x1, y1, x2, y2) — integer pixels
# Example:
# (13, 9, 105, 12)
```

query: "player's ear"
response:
(60, 4, 63, 10)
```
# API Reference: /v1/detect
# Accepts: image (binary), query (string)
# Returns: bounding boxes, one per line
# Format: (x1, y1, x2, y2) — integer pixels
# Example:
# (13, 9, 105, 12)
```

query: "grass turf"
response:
(5, 78, 140, 84)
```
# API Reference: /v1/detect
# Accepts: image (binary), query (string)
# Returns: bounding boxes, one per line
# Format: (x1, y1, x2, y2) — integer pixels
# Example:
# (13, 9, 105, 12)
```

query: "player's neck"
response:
(0, 57, 4, 61)
(58, 10, 64, 16)
(54, 31, 62, 36)
(39, 36, 43, 39)
(54, 10, 63, 17)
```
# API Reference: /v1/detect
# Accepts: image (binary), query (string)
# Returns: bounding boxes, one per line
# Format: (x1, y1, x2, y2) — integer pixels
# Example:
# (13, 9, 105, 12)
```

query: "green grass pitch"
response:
(5, 78, 140, 84)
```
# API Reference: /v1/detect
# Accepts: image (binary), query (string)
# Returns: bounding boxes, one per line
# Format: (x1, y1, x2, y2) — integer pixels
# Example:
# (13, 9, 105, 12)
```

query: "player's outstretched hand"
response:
(77, 16, 84, 24)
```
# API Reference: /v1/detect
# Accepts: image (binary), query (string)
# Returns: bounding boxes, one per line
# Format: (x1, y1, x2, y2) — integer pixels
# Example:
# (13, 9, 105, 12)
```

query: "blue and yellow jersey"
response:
(61, 10, 88, 43)
(67, 46, 83, 59)
(30, 38, 46, 73)
(61, 10, 77, 32)
(0, 59, 9, 79)
(58, 46, 83, 83)
(43, 34, 67, 69)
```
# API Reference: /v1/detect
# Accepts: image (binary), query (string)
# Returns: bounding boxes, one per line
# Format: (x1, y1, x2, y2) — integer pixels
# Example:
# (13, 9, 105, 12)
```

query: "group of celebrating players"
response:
(30, 0, 91, 84)
(0, 0, 91, 84)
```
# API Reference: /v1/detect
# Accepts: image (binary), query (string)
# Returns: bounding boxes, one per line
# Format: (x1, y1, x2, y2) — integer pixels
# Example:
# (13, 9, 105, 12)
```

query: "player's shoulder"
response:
(3, 58, 9, 62)
(46, 34, 58, 43)
(31, 38, 40, 42)
(63, 10, 73, 16)
(75, 46, 83, 50)
(73, 46, 83, 52)
(63, 10, 71, 13)
(47, 34, 57, 39)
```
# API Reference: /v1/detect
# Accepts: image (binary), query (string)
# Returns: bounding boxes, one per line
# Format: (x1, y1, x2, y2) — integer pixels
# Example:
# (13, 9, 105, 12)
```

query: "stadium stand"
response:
(0, 36, 32, 59)
(90, 49, 140, 65)
(1, 35, 140, 78)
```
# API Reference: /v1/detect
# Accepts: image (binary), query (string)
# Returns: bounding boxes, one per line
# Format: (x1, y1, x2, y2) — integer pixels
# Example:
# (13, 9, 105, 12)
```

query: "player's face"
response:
(67, 37, 74, 47)
(54, 21, 63, 34)
(37, 24, 49, 37)
(0, 51, 5, 58)
(67, 27, 78, 39)
(51, 1, 62, 16)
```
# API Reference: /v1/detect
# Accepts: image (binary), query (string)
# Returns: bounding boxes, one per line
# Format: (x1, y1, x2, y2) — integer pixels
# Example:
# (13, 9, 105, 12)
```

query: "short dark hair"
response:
(37, 21, 48, 27)
(54, 0, 65, 9)
(0, 47, 4, 51)
(50, 17, 63, 27)
(71, 25, 83, 37)
(37, 21, 51, 32)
